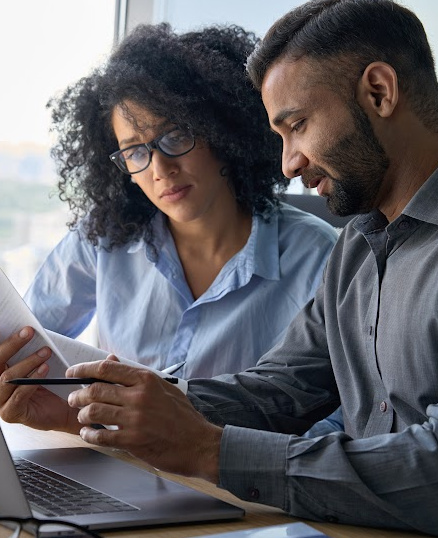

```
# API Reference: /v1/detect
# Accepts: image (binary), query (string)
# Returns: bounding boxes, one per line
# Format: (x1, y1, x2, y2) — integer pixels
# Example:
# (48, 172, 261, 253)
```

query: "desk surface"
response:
(0, 420, 428, 538)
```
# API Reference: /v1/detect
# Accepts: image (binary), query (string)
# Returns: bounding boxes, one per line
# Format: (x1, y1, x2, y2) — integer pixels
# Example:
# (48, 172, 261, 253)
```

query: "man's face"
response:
(261, 57, 389, 216)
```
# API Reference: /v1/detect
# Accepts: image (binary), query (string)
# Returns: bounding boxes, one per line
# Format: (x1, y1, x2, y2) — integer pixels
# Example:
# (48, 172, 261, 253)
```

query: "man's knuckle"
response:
(86, 384, 98, 398)
(96, 360, 111, 376)
(87, 383, 106, 400)
(0, 370, 10, 383)
(92, 429, 112, 446)
(87, 402, 100, 418)
(1, 411, 14, 423)
(138, 370, 157, 385)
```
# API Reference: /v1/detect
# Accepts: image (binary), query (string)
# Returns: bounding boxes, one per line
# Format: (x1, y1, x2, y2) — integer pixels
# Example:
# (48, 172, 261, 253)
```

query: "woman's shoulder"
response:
(274, 201, 339, 245)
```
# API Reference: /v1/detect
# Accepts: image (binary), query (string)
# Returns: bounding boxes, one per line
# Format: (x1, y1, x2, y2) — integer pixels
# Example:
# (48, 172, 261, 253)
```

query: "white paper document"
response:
(0, 268, 187, 398)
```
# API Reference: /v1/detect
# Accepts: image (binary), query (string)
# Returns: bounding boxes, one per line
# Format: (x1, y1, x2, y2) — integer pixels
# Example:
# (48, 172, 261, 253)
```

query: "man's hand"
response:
(0, 327, 80, 433)
(67, 358, 222, 482)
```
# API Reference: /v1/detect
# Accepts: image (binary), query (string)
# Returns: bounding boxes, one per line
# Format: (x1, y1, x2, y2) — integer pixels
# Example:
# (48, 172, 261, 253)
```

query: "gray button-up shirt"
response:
(189, 169, 438, 535)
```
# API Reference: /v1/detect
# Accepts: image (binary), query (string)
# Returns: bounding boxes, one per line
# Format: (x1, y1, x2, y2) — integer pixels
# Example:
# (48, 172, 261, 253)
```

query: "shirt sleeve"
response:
(188, 281, 438, 534)
(219, 409, 438, 534)
(24, 226, 97, 338)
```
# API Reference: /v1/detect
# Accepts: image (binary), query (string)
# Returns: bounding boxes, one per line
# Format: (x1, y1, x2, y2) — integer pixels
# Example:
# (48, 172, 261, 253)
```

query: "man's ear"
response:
(357, 62, 398, 118)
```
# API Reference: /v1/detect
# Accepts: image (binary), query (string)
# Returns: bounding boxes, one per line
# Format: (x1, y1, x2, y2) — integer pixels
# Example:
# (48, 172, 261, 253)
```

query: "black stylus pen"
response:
(7, 376, 179, 385)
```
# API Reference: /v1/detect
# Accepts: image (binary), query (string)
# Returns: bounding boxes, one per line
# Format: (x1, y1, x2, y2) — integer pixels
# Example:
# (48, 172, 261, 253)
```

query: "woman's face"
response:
(111, 102, 237, 226)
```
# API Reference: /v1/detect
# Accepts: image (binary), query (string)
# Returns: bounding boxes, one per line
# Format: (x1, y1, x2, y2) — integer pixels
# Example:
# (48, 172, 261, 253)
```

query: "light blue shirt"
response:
(24, 202, 337, 379)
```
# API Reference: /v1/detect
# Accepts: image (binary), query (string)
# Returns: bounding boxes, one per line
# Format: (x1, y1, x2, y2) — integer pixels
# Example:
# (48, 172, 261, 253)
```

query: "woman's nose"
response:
(149, 149, 179, 180)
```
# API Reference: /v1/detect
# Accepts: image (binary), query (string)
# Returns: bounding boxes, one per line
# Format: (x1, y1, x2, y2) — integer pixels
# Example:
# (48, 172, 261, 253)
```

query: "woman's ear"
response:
(357, 61, 399, 118)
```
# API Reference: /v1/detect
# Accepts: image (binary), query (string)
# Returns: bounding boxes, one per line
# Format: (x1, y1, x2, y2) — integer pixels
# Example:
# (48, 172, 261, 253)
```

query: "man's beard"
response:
(302, 101, 390, 216)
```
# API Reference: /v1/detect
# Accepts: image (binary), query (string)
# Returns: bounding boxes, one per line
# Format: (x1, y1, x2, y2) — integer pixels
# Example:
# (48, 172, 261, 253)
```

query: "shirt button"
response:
(380, 401, 387, 412)
(248, 487, 260, 500)
(398, 220, 410, 230)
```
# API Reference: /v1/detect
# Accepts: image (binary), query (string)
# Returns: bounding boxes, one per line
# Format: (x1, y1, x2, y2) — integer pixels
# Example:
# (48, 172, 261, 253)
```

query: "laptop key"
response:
(13, 457, 138, 517)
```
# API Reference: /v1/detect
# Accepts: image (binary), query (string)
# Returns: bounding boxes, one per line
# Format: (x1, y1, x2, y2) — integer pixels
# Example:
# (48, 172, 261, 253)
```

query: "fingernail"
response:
(67, 393, 77, 406)
(37, 364, 48, 375)
(19, 328, 29, 338)
(37, 348, 49, 357)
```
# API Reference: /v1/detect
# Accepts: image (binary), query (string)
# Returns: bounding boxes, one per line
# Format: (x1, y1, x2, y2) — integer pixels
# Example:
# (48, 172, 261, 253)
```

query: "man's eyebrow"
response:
(272, 108, 301, 127)
(269, 128, 281, 137)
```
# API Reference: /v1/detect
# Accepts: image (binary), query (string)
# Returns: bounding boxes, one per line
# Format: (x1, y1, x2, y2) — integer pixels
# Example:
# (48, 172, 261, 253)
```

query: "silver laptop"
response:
(0, 426, 244, 535)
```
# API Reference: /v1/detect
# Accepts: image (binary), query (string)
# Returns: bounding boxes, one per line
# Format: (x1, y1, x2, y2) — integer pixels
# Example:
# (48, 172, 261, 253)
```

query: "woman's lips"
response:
(160, 185, 192, 202)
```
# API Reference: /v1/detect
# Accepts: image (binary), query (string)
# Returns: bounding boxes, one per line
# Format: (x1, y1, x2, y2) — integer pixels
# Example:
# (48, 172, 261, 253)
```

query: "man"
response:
(2, 0, 438, 534)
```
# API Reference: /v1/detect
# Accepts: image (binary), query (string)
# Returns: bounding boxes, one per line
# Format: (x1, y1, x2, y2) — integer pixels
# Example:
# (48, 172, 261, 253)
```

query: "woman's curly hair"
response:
(48, 23, 287, 248)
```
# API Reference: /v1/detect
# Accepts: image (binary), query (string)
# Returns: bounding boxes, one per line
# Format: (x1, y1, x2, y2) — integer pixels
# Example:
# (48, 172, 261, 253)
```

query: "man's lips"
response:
(315, 177, 329, 196)
(301, 174, 331, 196)
(303, 175, 325, 190)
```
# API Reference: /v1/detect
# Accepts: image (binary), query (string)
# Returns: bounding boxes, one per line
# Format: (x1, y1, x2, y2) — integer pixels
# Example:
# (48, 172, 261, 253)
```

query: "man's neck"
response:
(377, 119, 438, 222)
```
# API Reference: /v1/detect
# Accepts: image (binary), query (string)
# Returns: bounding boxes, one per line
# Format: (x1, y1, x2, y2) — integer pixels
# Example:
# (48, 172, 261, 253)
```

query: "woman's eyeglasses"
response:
(109, 128, 195, 175)
(0, 516, 103, 538)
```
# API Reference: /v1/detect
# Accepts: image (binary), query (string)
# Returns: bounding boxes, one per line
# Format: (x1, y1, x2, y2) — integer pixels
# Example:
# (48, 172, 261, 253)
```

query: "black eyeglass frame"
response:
(0, 516, 102, 538)
(109, 127, 196, 175)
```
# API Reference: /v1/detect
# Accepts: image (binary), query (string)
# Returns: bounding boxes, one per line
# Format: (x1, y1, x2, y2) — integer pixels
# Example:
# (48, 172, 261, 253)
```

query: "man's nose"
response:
(282, 144, 309, 179)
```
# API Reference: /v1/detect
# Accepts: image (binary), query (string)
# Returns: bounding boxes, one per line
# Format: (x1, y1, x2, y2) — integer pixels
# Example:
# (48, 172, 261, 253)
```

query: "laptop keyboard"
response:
(14, 457, 138, 517)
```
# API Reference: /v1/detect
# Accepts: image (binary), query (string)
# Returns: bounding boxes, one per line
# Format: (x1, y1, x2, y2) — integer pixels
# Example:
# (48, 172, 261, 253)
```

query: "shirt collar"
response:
(252, 210, 280, 280)
(402, 167, 438, 226)
(126, 209, 280, 280)
(353, 167, 438, 234)
(126, 212, 167, 261)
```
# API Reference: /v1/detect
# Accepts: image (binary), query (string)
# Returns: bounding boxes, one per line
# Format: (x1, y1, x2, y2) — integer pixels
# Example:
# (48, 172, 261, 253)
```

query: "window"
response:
(0, 0, 115, 297)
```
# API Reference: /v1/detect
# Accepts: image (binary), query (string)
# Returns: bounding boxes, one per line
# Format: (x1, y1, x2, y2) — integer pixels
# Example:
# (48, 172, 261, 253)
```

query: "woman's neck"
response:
(167, 206, 252, 300)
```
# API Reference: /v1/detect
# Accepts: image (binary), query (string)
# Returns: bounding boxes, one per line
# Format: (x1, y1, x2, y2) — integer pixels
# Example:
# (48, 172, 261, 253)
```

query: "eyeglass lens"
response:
(115, 129, 195, 174)
(0, 519, 102, 538)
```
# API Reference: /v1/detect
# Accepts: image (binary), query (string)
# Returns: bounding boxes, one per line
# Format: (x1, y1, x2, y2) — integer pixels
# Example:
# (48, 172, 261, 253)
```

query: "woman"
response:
(23, 23, 337, 379)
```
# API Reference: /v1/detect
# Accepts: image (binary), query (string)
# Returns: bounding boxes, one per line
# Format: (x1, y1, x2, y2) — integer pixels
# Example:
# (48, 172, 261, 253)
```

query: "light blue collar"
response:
(126, 209, 281, 283)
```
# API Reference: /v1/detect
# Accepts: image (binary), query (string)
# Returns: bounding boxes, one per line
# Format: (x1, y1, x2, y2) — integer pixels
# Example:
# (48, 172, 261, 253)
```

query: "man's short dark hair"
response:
(247, 0, 438, 133)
